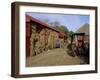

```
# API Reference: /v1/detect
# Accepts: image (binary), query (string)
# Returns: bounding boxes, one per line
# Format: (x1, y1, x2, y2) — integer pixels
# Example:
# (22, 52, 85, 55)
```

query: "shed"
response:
(26, 14, 66, 57)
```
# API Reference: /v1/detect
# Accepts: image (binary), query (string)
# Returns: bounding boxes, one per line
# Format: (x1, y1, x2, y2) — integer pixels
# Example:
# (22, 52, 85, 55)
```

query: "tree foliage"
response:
(41, 19, 74, 36)
(59, 25, 69, 35)
(69, 31, 74, 37)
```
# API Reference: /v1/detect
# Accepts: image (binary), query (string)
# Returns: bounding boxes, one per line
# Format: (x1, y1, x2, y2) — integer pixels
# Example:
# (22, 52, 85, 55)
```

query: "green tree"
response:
(59, 25, 69, 35)
(69, 31, 74, 37)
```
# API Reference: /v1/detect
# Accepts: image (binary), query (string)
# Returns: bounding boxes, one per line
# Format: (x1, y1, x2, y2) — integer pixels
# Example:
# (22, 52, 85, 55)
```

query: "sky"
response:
(26, 12, 89, 32)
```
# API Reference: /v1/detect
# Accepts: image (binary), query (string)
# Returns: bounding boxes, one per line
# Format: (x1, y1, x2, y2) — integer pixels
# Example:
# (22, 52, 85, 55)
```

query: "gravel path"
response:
(26, 48, 85, 67)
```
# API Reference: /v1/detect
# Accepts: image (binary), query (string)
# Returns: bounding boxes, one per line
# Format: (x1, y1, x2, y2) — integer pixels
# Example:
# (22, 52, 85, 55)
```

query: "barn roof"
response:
(59, 32, 66, 38)
(26, 14, 62, 33)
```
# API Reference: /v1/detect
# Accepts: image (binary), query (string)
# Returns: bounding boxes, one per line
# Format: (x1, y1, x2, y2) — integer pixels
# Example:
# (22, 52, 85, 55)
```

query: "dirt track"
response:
(26, 48, 85, 67)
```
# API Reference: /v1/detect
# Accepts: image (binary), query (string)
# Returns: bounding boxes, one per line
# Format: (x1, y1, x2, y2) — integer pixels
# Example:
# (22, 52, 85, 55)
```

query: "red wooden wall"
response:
(26, 22, 31, 57)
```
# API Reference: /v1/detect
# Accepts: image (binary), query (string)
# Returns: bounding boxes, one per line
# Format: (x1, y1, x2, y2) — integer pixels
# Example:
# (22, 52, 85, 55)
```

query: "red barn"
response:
(26, 15, 66, 57)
